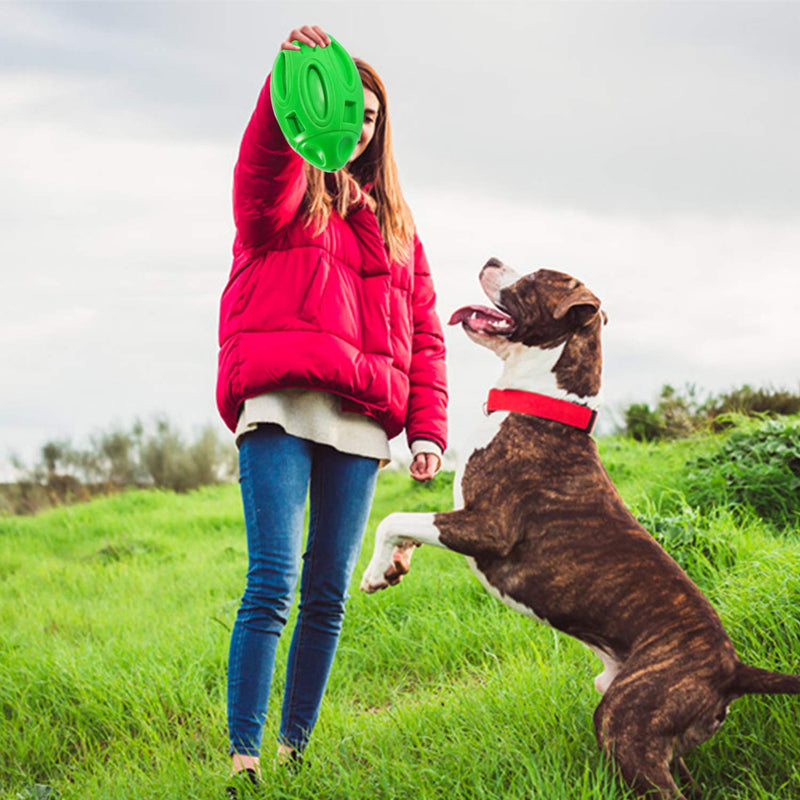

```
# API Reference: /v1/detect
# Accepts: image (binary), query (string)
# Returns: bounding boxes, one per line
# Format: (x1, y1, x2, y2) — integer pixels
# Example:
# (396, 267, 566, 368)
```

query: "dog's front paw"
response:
(360, 543, 417, 594)
(360, 563, 390, 593)
(384, 542, 416, 584)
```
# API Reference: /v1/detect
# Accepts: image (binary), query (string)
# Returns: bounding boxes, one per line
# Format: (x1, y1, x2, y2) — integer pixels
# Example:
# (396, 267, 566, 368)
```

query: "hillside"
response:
(1, 420, 799, 799)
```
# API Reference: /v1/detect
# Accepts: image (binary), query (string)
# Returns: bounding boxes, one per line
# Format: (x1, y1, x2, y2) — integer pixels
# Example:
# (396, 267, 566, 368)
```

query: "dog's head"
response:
(449, 258, 606, 398)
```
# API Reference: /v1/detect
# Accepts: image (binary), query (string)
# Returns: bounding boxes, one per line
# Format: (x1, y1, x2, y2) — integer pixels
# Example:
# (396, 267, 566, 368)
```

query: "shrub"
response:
(6, 417, 237, 514)
(620, 383, 800, 441)
(623, 403, 663, 442)
(681, 418, 800, 530)
(621, 384, 707, 441)
(141, 418, 235, 493)
(705, 385, 800, 428)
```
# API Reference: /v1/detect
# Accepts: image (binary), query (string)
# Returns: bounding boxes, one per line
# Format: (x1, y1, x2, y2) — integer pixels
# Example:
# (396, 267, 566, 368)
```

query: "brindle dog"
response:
(361, 258, 800, 799)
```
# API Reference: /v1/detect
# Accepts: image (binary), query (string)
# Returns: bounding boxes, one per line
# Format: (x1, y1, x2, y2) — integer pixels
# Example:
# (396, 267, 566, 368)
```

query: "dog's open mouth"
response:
(448, 305, 515, 336)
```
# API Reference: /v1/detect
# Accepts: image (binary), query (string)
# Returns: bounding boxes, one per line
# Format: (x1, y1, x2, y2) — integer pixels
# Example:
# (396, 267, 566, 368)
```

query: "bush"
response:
(5, 417, 238, 514)
(620, 383, 800, 441)
(681, 418, 800, 530)
(141, 419, 235, 493)
(705, 385, 800, 428)
(622, 384, 707, 441)
(623, 403, 663, 442)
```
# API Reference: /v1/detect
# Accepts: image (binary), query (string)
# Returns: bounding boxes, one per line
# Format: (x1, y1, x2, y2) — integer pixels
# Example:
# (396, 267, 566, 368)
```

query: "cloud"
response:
(0, 68, 233, 475)
(403, 185, 800, 448)
(2, 1, 800, 480)
(0, 307, 97, 346)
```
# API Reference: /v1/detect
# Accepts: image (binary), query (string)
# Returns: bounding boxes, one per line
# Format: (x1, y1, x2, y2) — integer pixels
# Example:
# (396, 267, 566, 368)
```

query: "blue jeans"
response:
(227, 424, 379, 756)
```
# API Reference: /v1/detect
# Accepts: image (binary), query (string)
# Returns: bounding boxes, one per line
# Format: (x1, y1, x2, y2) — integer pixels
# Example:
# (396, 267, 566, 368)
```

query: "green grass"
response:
(2, 426, 800, 799)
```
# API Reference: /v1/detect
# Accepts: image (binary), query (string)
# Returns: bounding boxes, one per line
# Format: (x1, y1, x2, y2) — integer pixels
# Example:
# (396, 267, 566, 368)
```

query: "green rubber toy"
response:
(270, 35, 364, 172)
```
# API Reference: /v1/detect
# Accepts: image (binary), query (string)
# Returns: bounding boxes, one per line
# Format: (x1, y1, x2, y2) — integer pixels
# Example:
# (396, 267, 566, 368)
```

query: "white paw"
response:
(360, 562, 390, 593)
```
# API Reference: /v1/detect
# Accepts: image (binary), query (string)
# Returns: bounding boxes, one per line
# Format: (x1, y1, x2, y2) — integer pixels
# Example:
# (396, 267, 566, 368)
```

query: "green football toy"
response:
(270, 35, 364, 172)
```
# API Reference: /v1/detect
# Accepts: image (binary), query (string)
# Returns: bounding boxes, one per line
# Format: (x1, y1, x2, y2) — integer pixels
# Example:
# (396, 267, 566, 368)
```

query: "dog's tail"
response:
(731, 662, 800, 697)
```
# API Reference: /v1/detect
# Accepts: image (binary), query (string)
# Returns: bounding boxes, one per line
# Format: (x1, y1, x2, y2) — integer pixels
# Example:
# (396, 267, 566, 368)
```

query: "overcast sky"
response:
(2, 1, 799, 476)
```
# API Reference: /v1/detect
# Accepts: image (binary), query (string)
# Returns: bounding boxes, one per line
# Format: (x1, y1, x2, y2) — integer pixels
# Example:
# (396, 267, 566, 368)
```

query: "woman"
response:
(216, 25, 448, 788)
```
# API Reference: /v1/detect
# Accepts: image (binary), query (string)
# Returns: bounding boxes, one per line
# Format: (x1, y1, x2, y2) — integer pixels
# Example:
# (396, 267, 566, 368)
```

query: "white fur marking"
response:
(360, 512, 442, 593)
(497, 340, 601, 410)
(482, 263, 521, 303)
(584, 643, 622, 694)
(466, 556, 551, 625)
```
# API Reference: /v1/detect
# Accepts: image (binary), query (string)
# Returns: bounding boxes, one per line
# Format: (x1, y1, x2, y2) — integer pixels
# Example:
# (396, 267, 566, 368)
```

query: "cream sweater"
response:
(235, 389, 442, 470)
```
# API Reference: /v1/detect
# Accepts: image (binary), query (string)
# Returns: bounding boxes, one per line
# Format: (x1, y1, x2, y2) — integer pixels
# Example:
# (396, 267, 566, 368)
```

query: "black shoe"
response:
(225, 768, 260, 799)
(279, 749, 305, 776)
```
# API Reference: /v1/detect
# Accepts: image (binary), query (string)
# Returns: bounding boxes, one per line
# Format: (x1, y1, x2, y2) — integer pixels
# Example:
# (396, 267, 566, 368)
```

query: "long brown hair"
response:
(303, 58, 415, 263)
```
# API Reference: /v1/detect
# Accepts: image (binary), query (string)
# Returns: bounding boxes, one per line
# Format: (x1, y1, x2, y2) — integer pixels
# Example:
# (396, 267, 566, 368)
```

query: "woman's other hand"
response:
(410, 452, 440, 483)
(281, 25, 330, 51)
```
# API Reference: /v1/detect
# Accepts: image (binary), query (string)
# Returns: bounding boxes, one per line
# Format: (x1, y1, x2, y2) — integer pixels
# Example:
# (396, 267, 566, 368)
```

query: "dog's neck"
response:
(494, 320, 602, 410)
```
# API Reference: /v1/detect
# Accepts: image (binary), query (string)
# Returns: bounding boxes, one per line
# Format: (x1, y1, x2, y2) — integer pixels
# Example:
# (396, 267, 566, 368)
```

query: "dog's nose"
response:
(481, 257, 505, 277)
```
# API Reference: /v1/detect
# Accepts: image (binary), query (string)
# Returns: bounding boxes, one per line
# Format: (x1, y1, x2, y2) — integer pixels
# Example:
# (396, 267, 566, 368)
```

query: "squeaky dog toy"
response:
(270, 34, 364, 172)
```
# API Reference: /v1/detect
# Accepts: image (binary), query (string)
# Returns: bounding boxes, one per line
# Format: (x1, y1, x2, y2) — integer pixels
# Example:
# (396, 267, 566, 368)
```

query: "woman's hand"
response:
(410, 452, 440, 483)
(281, 25, 330, 51)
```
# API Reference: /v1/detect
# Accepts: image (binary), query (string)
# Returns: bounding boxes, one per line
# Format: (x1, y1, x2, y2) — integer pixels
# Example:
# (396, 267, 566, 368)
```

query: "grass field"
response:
(1, 425, 799, 799)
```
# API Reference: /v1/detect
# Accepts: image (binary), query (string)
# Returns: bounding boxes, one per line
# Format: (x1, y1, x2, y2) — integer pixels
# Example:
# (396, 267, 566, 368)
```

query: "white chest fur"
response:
(497, 339, 601, 410)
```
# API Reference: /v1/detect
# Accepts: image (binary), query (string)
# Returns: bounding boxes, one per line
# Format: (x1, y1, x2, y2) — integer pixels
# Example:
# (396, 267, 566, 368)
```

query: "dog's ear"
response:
(553, 287, 602, 328)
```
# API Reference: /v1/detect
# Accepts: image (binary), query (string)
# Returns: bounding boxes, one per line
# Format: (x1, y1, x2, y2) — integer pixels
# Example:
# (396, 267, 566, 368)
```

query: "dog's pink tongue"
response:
(448, 305, 504, 325)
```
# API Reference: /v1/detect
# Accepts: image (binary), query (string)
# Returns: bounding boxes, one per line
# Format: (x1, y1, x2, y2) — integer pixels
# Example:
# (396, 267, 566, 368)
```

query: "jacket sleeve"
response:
(233, 73, 307, 248)
(405, 232, 448, 453)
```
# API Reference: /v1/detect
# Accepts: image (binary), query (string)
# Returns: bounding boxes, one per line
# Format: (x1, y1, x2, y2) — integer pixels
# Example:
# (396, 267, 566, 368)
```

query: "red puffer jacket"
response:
(216, 75, 448, 451)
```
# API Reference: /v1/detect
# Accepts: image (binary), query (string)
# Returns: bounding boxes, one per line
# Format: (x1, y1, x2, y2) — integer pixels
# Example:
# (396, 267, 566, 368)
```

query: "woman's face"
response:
(349, 88, 380, 164)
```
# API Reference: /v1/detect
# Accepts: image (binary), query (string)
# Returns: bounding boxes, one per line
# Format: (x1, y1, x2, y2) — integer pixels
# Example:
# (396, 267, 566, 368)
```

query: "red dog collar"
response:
(486, 389, 598, 434)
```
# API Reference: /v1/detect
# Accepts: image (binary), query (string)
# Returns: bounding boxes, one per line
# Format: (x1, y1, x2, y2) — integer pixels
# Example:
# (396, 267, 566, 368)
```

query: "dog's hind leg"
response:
(594, 694, 686, 800)
(674, 758, 700, 800)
